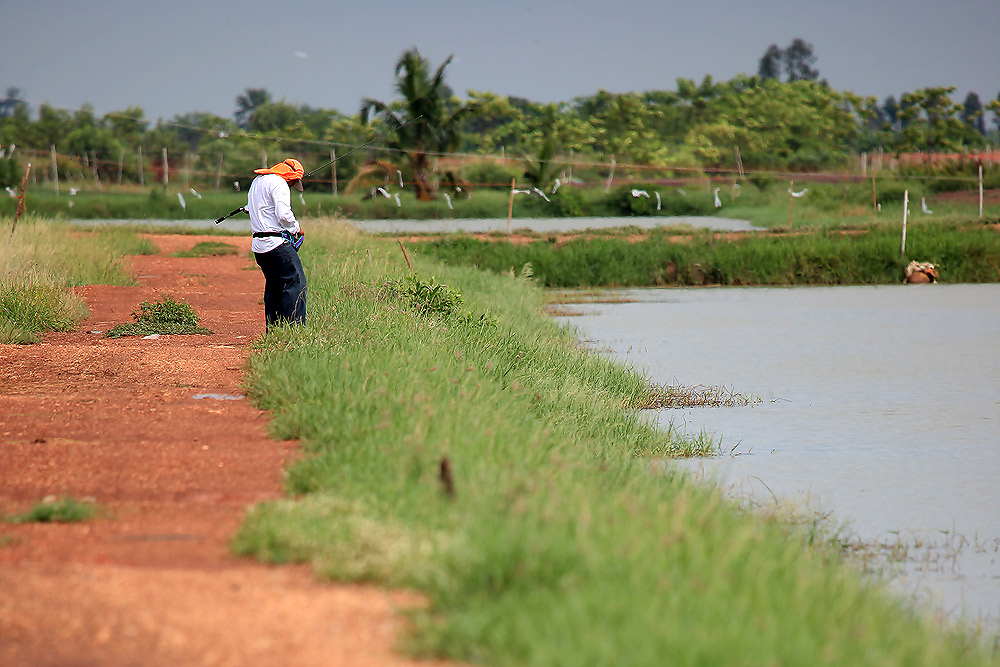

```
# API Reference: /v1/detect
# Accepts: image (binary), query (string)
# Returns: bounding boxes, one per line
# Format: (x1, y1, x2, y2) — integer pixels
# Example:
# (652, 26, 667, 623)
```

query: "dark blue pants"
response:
(254, 242, 306, 331)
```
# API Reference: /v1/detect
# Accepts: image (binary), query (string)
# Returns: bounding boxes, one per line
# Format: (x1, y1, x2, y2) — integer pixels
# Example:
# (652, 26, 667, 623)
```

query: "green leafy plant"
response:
(381, 274, 465, 317)
(105, 294, 213, 338)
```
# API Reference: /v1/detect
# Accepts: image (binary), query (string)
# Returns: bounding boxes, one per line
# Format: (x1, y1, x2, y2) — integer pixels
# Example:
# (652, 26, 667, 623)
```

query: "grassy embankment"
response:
(232, 219, 996, 666)
(420, 217, 1000, 288)
(1, 177, 991, 226)
(0, 217, 156, 343)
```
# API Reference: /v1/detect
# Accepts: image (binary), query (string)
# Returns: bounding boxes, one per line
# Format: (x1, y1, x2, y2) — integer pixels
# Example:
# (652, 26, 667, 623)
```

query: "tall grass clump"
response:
(0, 216, 155, 342)
(233, 218, 996, 666)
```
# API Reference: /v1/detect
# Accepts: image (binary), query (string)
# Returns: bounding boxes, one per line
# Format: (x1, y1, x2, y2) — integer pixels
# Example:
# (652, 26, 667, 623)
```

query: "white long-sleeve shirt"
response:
(247, 173, 300, 254)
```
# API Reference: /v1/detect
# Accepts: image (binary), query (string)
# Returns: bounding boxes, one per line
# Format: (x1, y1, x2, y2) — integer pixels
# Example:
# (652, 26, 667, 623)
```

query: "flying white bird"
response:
(6, 144, 14, 158)
(397, 170, 404, 187)
(444, 192, 454, 209)
(298, 192, 306, 206)
(676, 188, 686, 197)
(294, 51, 308, 59)
(655, 192, 662, 211)
(189, 187, 202, 199)
(631, 189, 649, 198)
(69, 187, 79, 196)
(512, 188, 532, 195)
(551, 178, 561, 194)
(713, 188, 722, 208)
(177, 193, 186, 210)
(394, 193, 401, 207)
(218, 131, 229, 139)
(234, 181, 240, 191)
(921, 197, 933, 215)
(533, 187, 551, 202)
(377, 187, 391, 198)
(0, 149, 5, 159)
(788, 187, 808, 198)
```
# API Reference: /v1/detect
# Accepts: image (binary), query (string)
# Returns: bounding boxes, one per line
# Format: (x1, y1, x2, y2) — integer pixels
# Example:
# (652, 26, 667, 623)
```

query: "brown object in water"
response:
(904, 261, 938, 283)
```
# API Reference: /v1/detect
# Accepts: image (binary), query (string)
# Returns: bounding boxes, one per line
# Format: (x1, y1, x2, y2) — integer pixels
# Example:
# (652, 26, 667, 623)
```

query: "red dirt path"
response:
(0, 235, 446, 667)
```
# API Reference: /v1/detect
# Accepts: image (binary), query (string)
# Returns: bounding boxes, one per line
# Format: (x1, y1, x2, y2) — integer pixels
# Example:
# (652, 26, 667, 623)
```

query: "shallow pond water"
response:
(556, 283, 1000, 628)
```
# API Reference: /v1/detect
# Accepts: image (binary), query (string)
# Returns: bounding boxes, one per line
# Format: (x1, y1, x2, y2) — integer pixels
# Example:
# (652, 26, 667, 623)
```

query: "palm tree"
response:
(360, 48, 478, 200)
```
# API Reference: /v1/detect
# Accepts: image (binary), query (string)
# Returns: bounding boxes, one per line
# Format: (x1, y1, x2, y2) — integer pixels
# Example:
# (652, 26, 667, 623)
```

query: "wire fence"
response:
(4, 142, 998, 198)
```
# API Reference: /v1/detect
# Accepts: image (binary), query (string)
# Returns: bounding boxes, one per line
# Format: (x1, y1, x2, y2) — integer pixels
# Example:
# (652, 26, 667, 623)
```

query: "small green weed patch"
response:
(169, 241, 239, 257)
(104, 295, 213, 338)
(5, 497, 98, 524)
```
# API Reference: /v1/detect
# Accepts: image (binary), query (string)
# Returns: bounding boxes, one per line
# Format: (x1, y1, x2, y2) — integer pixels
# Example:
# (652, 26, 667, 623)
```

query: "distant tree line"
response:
(0, 42, 997, 193)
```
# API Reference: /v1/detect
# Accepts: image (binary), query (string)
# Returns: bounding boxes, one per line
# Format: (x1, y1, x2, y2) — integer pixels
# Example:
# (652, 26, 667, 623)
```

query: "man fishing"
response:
(247, 158, 307, 331)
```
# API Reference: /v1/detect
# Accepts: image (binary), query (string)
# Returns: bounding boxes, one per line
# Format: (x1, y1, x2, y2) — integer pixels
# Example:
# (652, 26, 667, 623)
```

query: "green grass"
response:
(5, 497, 98, 523)
(169, 241, 240, 257)
(232, 219, 996, 666)
(420, 217, 1000, 288)
(104, 294, 214, 338)
(0, 217, 157, 342)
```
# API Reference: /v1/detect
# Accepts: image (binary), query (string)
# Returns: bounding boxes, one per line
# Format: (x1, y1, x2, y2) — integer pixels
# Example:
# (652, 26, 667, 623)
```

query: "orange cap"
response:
(254, 158, 305, 189)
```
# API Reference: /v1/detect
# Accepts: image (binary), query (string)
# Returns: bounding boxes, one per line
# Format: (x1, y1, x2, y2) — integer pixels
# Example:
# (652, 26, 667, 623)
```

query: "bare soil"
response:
(0, 235, 447, 667)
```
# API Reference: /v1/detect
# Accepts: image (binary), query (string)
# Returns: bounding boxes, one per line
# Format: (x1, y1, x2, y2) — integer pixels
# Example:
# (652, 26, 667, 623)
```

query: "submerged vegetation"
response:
(231, 219, 996, 665)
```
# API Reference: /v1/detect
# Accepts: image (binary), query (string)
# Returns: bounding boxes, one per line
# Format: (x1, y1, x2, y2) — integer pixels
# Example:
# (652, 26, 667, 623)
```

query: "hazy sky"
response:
(2, 0, 997, 123)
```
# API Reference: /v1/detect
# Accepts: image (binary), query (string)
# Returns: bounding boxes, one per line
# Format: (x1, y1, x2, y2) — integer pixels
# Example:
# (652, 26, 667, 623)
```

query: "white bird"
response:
(921, 197, 933, 215)
(512, 188, 532, 195)
(5, 186, 14, 197)
(676, 188, 686, 197)
(394, 193, 401, 207)
(551, 178, 561, 194)
(631, 189, 649, 198)
(0, 149, 5, 159)
(533, 187, 551, 202)
(177, 192, 187, 210)
(294, 51, 308, 59)
(788, 187, 808, 198)
(377, 187, 391, 198)
(234, 181, 240, 191)
(444, 192, 453, 209)
(6, 144, 14, 158)
(69, 187, 79, 196)
(397, 170, 404, 187)
(218, 131, 229, 139)
(877, 203, 881, 212)
(655, 192, 662, 211)
(189, 187, 202, 199)
(298, 192, 306, 206)
(713, 188, 722, 208)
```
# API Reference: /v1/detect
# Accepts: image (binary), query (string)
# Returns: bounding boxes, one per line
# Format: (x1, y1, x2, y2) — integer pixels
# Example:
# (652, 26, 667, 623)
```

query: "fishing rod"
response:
(215, 115, 422, 225)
